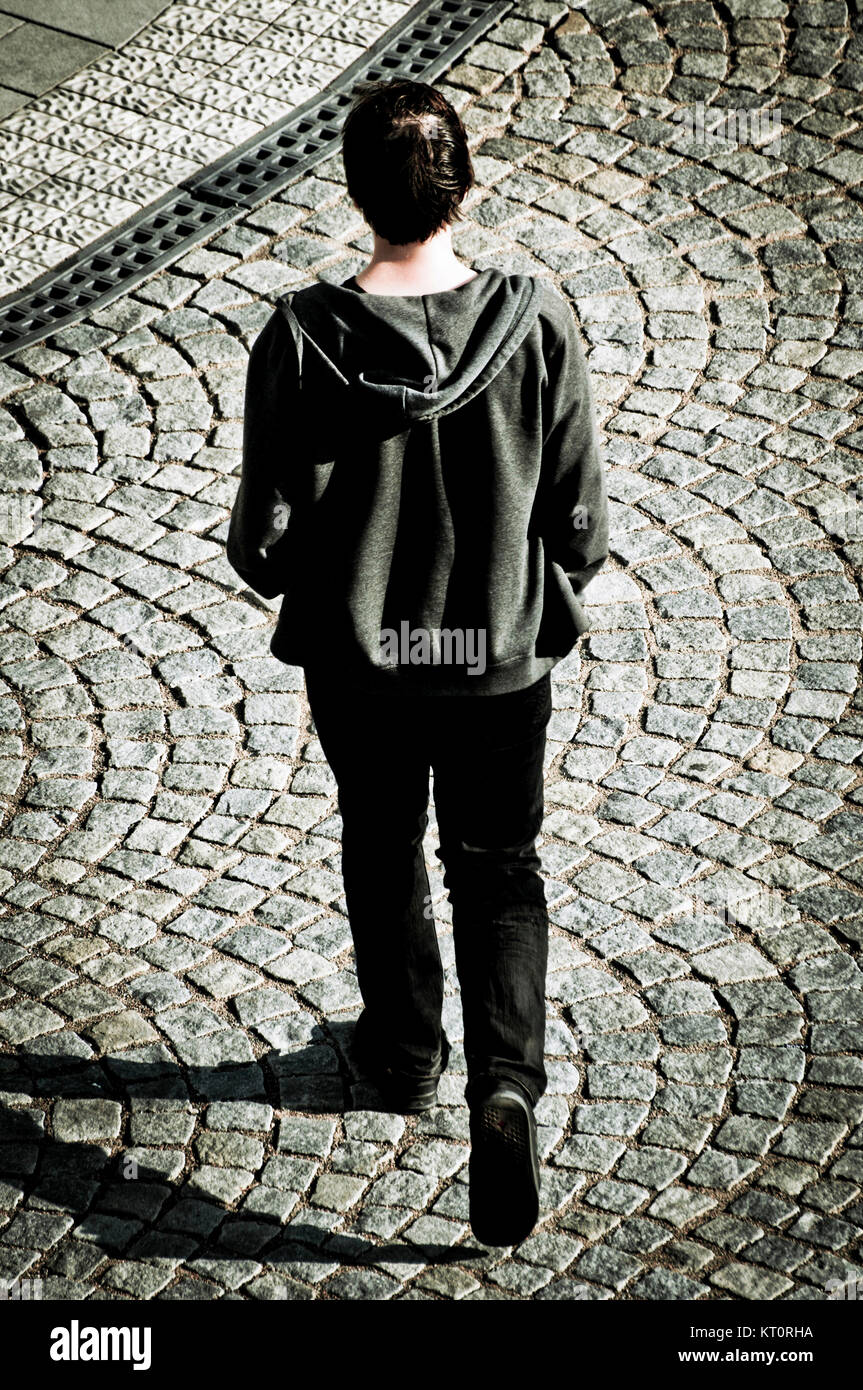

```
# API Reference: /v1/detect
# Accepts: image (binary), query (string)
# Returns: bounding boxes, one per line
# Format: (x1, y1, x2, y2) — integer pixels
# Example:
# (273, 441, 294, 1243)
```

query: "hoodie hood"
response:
(275, 268, 547, 427)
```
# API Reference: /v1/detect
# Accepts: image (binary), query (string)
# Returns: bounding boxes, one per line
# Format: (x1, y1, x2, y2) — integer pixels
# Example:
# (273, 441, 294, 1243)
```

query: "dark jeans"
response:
(303, 668, 553, 1106)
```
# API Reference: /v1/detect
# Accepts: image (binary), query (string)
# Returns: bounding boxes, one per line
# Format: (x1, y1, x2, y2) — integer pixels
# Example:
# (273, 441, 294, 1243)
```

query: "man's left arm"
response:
(227, 308, 298, 600)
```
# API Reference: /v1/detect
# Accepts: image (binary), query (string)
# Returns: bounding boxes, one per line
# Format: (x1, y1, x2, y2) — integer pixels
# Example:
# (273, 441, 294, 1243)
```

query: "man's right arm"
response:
(226, 309, 298, 599)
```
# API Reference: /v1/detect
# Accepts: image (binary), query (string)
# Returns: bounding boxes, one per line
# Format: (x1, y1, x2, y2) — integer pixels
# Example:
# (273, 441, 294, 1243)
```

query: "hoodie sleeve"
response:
(226, 308, 298, 599)
(537, 295, 609, 603)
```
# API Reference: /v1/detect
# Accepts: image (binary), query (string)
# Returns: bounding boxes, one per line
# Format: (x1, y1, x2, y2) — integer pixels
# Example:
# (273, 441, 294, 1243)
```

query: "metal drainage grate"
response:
(0, 0, 513, 359)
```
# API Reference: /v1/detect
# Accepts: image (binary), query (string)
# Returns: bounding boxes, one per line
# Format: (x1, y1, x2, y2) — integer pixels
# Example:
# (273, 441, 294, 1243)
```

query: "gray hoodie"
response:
(227, 267, 609, 695)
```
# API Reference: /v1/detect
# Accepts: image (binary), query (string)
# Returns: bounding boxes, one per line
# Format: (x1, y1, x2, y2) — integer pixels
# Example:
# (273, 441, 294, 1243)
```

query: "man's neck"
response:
(355, 229, 477, 296)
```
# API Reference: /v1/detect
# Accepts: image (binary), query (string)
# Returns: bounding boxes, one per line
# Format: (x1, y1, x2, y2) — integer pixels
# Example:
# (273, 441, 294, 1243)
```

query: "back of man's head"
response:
(342, 78, 475, 247)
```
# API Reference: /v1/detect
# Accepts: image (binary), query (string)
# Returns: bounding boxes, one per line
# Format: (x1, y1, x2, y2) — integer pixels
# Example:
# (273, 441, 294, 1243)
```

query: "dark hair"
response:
(341, 78, 475, 246)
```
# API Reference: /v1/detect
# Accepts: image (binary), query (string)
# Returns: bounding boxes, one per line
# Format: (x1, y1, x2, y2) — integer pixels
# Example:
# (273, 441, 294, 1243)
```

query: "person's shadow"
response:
(0, 1022, 476, 1297)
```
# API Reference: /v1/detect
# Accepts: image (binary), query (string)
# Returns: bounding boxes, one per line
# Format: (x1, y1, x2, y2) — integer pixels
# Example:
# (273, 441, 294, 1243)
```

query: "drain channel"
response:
(0, 0, 512, 359)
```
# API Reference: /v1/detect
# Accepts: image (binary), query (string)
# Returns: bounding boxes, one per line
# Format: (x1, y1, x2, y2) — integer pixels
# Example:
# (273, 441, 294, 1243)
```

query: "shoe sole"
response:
(469, 1092, 540, 1247)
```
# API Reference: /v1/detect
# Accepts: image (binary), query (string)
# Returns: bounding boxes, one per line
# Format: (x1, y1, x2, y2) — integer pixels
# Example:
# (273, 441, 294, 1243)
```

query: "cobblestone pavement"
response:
(0, 0, 414, 298)
(1, 0, 863, 1302)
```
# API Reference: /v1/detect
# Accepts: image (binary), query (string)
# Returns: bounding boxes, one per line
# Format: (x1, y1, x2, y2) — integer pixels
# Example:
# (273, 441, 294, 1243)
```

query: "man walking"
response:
(227, 78, 609, 1247)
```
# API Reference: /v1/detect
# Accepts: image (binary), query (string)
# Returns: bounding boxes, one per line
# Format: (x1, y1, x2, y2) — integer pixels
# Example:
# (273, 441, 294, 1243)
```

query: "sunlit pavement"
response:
(0, 0, 862, 1300)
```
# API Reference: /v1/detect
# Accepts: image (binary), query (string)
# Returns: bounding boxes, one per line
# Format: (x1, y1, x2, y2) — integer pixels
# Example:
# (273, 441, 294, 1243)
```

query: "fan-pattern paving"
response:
(0, 0, 862, 1300)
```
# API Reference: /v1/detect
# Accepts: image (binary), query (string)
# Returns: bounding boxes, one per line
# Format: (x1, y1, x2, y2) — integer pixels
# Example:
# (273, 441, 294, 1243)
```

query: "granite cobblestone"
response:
(0, 0, 862, 1302)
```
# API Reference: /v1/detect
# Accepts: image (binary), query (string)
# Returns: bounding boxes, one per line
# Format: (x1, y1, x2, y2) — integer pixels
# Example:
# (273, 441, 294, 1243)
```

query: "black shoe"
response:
(469, 1081, 540, 1247)
(353, 1009, 450, 1113)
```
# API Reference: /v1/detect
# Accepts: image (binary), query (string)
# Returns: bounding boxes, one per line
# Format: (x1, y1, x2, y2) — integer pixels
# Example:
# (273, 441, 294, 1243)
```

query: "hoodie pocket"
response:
(534, 556, 587, 658)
